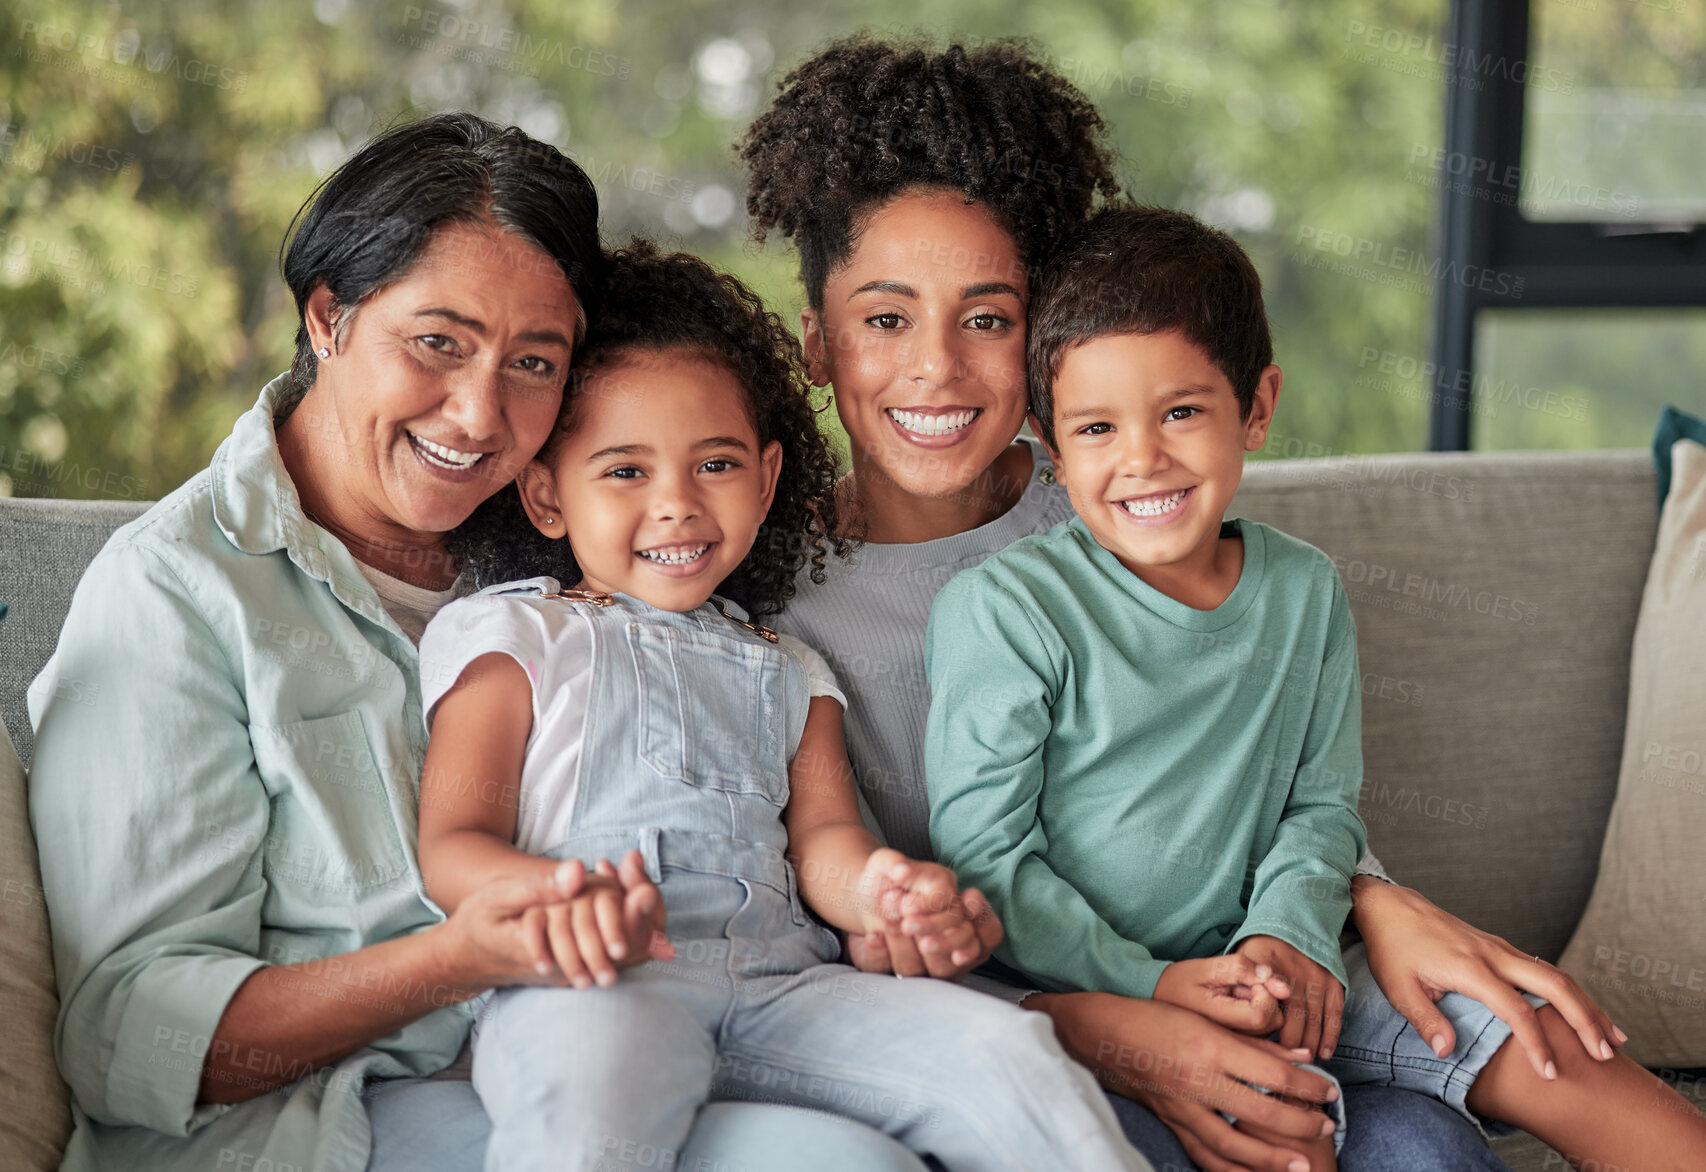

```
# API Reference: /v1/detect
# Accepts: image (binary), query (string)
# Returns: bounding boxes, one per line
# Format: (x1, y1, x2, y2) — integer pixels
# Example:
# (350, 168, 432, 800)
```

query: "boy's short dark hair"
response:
(1027, 206, 1272, 447)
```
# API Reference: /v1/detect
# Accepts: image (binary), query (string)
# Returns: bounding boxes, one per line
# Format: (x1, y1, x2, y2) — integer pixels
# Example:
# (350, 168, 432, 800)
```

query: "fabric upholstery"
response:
(0, 498, 147, 769)
(1233, 449, 1656, 962)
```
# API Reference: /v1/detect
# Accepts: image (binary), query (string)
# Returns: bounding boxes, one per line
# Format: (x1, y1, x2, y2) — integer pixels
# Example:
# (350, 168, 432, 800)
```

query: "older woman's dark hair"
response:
(278, 111, 604, 414)
(739, 36, 1121, 309)
(449, 239, 851, 617)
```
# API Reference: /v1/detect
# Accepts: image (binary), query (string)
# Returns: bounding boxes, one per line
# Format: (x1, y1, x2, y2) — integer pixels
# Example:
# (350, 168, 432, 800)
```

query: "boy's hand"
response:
(531, 852, 674, 990)
(855, 849, 1003, 980)
(1236, 935, 1345, 1060)
(1153, 955, 1289, 1036)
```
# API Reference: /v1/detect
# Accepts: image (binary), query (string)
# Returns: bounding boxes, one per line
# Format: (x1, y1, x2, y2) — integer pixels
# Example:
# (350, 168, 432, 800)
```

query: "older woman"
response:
(27, 113, 928, 1172)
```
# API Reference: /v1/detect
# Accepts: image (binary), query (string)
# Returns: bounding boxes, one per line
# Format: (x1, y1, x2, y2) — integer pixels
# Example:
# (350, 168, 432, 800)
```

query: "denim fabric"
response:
(1102, 1084, 1512, 1172)
(1217, 1062, 1348, 1154)
(468, 593, 1147, 1172)
(1328, 942, 1545, 1140)
(364, 1078, 934, 1172)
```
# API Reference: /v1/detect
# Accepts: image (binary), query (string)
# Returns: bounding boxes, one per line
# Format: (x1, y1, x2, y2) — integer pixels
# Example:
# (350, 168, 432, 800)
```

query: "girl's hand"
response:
(1033, 990, 1339, 1172)
(851, 850, 1004, 979)
(1153, 955, 1289, 1036)
(1353, 876, 1624, 1079)
(1235, 935, 1345, 1059)
(433, 851, 672, 992)
(535, 854, 675, 989)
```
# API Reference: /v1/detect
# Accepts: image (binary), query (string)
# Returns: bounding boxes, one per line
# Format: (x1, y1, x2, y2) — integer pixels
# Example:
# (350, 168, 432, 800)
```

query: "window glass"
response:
(1472, 309, 1706, 450)
(1524, 3, 1706, 223)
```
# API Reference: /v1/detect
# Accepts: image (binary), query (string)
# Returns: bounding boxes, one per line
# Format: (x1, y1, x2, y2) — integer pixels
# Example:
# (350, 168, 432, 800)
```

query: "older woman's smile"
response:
(407, 431, 492, 476)
(280, 218, 580, 582)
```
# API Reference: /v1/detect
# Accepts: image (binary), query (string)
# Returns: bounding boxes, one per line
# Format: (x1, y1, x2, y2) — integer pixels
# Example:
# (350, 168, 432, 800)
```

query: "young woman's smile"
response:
(804, 188, 1031, 534)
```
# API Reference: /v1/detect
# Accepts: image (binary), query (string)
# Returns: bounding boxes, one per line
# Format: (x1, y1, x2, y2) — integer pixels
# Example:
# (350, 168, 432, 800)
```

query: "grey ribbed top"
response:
(773, 441, 1074, 860)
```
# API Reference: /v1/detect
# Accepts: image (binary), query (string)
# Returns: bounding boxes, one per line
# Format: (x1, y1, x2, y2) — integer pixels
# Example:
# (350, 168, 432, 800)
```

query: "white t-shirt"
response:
(354, 561, 472, 645)
(419, 592, 845, 856)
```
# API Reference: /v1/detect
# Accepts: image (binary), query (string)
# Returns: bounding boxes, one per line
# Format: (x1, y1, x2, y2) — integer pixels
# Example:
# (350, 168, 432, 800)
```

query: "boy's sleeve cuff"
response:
(1354, 850, 1396, 885)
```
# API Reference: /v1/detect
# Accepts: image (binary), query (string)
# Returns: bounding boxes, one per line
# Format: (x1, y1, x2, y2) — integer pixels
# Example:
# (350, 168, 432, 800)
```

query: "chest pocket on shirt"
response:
(628, 624, 787, 804)
(250, 710, 410, 893)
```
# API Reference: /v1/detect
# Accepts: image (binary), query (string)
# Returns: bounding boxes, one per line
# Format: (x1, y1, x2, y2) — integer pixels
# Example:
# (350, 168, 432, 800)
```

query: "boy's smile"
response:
(1039, 330, 1279, 610)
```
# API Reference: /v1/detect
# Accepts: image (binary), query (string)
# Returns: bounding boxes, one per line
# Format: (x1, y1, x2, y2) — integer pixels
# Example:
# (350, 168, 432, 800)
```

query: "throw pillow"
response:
(0, 718, 72, 1170)
(1559, 431, 1706, 1066)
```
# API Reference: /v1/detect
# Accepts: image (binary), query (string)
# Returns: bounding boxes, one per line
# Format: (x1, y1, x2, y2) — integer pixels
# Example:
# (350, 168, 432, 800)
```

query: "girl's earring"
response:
(544, 517, 557, 526)
(812, 392, 835, 415)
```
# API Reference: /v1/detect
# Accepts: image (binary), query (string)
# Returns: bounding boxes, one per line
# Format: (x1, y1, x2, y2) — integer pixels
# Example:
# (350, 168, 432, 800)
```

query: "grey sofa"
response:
(1, 449, 1699, 1170)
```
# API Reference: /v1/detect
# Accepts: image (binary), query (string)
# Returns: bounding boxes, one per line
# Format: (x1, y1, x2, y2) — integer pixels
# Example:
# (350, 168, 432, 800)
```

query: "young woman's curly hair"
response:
(739, 36, 1123, 309)
(447, 239, 850, 617)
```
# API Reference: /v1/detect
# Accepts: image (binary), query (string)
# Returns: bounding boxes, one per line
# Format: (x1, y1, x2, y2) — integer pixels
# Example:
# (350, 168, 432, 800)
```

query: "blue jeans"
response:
(1105, 1084, 1512, 1172)
(1327, 942, 1545, 1141)
(365, 1078, 933, 1171)
(471, 862, 1144, 1172)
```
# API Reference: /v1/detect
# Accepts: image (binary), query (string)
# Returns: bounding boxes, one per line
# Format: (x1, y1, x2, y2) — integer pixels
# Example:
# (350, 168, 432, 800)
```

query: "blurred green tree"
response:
(2, 0, 1694, 500)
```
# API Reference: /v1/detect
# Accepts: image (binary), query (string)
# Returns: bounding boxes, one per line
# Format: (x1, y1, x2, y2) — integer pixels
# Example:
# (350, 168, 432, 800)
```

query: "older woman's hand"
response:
(1033, 990, 1339, 1172)
(1352, 875, 1626, 1080)
(432, 851, 671, 993)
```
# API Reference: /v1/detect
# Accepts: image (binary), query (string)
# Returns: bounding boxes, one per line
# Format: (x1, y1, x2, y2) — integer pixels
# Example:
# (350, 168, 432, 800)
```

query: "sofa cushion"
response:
(1232, 450, 1656, 961)
(0, 498, 148, 769)
(1559, 436, 1706, 1066)
(0, 717, 71, 1171)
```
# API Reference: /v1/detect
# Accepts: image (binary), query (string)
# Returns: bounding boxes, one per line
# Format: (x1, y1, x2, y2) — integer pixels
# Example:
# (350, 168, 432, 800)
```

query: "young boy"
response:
(923, 206, 1706, 1171)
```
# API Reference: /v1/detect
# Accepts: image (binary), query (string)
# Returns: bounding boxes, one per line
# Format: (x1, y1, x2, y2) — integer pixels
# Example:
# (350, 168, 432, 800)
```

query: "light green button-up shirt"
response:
(28, 374, 472, 1172)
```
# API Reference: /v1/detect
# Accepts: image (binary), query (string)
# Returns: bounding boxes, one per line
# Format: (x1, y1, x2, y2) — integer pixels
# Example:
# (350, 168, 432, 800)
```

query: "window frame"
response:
(1429, 0, 1706, 450)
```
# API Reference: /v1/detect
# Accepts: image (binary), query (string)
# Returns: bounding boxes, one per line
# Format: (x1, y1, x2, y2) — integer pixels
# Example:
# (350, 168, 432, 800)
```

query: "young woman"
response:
(740, 37, 1625, 1172)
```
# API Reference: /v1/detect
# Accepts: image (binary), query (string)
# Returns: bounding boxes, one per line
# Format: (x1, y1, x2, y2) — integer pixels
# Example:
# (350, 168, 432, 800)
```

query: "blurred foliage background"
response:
(1, 0, 1701, 501)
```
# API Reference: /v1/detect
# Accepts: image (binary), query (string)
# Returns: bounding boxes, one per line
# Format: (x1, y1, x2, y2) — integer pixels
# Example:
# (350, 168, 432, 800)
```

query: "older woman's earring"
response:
(544, 517, 557, 526)
(317, 347, 330, 359)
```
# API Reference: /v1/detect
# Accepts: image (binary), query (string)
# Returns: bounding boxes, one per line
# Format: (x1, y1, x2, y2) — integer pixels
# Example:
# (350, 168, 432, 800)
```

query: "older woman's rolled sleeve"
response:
(30, 537, 268, 1134)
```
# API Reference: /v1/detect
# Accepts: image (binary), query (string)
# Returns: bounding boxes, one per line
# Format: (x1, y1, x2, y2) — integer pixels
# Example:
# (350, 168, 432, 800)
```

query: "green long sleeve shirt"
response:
(925, 517, 1368, 1000)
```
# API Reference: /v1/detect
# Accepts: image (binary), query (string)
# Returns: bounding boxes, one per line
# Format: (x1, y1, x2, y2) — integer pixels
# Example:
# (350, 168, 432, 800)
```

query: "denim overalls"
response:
(464, 588, 1146, 1172)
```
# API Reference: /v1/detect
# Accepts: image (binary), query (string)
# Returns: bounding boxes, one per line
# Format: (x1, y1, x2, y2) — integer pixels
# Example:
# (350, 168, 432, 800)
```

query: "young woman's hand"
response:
(851, 849, 1004, 979)
(1235, 935, 1346, 1059)
(432, 851, 672, 992)
(1031, 990, 1340, 1172)
(1153, 954, 1289, 1036)
(1352, 876, 1625, 1079)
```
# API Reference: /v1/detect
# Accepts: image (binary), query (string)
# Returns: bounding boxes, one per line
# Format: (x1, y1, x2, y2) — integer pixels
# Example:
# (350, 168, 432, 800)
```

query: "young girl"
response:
(741, 35, 1632, 1172)
(415, 242, 1146, 1172)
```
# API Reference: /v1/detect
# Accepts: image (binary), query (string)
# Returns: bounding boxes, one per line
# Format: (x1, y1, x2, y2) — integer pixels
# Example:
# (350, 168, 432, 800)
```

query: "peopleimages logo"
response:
(1356, 348, 1587, 422)
(1295, 226, 1524, 298)
(1342, 21, 1575, 94)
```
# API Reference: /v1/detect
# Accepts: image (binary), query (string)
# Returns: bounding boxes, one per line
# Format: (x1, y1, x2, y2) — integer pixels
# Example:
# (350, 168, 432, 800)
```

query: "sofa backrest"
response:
(1, 448, 1656, 961)
(1232, 449, 1655, 963)
(1, 498, 149, 769)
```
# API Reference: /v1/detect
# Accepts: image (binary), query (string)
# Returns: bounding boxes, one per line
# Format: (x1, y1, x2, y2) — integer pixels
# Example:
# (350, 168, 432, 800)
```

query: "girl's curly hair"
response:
(739, 35, 1122, 309)
(446, 239, 850, 617)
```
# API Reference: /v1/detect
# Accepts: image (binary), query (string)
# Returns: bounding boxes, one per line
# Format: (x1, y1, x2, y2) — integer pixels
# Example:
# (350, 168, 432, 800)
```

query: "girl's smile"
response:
(517, 346, 782, 613)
